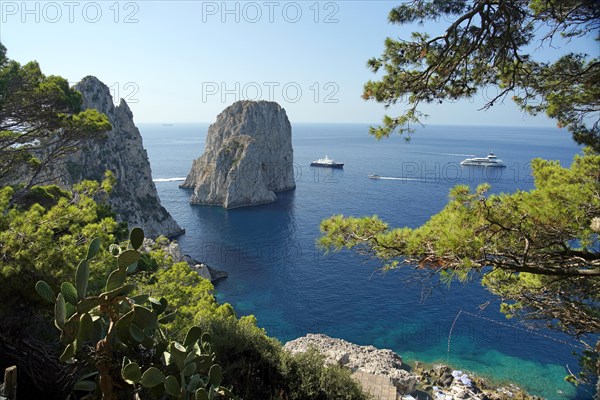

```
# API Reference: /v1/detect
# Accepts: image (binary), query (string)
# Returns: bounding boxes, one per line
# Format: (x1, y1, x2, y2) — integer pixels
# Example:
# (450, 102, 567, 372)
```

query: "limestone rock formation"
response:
(284, 333, 418, 395)
(286, 334, 540, 400)
(141, 238, 227, 283)
(181, 101, 295, 208)
(60, 76, 183, 238)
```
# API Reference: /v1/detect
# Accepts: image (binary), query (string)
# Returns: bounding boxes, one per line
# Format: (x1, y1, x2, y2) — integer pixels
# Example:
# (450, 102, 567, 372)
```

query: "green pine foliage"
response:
(136, 261, 235, 338)
(364, 1, 599, 150)
(320, 151, 600, 385)
(0, 40, 370, 400)
(334, 2, 600, 388)
(138, 257, 369, 400)
(0, 170, 368, 399)
(36, 228, 238, 400)
(198, 314, 368, 400)
(0, 43, 112, 194)
(0, 175, 119, 310)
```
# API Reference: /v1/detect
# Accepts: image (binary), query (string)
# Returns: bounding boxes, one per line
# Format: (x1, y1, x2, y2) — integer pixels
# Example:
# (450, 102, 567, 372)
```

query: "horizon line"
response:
(136, 121, 559, 129)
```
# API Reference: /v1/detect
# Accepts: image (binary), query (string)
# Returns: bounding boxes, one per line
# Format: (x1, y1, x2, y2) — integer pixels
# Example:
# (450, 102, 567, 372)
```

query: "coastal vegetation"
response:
(321, 0, 599, 392)
(361, 0, 599, 150)
(0, 43, 368, 399)
(1, 1, 598, 397)
(0, 42, 111, 195)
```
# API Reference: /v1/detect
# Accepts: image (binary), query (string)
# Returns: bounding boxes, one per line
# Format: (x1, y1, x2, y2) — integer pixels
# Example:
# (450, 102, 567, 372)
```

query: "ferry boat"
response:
(460, 153, 506, 167)
(310, 155, 344, 168)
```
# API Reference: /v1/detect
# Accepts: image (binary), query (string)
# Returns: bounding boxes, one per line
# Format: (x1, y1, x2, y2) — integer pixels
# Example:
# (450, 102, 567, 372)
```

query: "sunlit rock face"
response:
(63, 76, 183, 238)
(181, 100, 295, 208)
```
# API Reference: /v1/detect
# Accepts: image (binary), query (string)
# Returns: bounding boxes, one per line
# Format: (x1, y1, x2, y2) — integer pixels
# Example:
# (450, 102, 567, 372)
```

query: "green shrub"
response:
(36, 229, 237, 400)
(0, 180, 117, 310)
(200, 314, 285, 399)
(2, 180, 369, 400)
(280, 349, 369, 400)
(136, 261, 234, 338)
(143, 261, 369, 400)
(137, 253, 159, 272)
(17, 184, 70, 209)
(199, 315, 369, 400)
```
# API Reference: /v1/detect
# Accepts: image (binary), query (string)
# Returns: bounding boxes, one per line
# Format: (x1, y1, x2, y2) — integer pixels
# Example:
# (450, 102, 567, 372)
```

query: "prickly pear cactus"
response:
(36, 228, 237, 400)
(122, 327, 235, 399)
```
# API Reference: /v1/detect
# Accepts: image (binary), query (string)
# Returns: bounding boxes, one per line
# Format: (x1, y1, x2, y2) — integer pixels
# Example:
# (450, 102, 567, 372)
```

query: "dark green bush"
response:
(137, 253, 159, 272)
(18, 184, 70, 209)
(280, 348, 369, 400)
(2, 181, 369, 400)
(200, 315, 369, 400)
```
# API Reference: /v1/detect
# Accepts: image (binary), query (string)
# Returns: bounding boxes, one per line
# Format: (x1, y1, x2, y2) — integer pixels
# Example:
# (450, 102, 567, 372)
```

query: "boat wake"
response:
(153, 177, 186, 182)
(372, 176, 442, 182)
(379, 177, 423, 181)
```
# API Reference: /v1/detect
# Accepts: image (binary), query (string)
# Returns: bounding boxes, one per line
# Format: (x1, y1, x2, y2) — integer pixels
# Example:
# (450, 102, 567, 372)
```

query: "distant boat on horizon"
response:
(163, 123, 174, 126)
(310, 155, 344, 168)
(460, 152, 506, 167)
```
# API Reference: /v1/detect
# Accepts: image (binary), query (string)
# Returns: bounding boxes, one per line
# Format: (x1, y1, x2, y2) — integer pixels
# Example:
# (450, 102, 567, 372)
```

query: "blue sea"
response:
(140, 122, 592, 399)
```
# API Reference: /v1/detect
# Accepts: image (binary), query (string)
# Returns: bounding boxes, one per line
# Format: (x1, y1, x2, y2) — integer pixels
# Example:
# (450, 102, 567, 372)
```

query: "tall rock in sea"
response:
(60, 76, 183, 238)
(181, 101, 296, 208)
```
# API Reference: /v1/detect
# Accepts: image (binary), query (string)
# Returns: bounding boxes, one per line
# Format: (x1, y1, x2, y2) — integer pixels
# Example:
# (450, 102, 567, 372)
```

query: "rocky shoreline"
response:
(143, 235, 546, 399)
(140, 236, 543, 399)
(285, 334, 541, 400)
(143, 238, 228, 283)
(285, 333, 417, 395)
(144, 236, 543, 399)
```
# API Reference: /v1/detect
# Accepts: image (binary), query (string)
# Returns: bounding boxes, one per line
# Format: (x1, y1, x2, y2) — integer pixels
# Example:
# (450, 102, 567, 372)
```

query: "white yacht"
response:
(460, 153, 506, 167)
(310, 155, 344, 168)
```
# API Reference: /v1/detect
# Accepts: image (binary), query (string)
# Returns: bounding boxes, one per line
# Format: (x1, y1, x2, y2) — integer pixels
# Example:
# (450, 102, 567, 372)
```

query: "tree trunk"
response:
(96, 338, 117, 400)
(595, 340, 600, 400)
(1, 366, 17, 400)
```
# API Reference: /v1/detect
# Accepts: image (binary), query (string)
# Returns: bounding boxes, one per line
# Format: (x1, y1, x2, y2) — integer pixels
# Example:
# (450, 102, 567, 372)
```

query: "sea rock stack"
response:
(61, 76, 183, 238)
(181, 101, 295, 208)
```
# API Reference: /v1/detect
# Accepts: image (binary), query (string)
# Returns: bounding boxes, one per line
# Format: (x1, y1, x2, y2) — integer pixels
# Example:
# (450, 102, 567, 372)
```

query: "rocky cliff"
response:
(59, 76, 183, 239)
(181, 101, 295, 208)
(284, 334, 418, 395)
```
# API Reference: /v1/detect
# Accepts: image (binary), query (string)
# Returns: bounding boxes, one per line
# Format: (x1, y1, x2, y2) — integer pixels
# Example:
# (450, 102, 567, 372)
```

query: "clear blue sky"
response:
(1, 1, 597, 125)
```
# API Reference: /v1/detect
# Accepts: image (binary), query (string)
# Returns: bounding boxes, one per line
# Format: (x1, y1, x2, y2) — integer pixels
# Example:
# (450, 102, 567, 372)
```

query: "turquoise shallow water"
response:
(141, 122, 594, 399)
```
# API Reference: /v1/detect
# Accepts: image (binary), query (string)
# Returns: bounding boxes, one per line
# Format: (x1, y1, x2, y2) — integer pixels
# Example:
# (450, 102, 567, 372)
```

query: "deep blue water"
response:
(140, 122, 592, 399)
